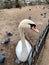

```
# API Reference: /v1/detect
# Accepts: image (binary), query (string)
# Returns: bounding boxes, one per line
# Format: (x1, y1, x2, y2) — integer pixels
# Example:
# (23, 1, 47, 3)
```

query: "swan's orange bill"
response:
(32, 27, 39, 33)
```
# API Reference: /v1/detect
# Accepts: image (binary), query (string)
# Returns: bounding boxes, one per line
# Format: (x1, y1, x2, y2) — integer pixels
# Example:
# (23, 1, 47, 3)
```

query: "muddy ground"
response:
(0, 5, 49, 65)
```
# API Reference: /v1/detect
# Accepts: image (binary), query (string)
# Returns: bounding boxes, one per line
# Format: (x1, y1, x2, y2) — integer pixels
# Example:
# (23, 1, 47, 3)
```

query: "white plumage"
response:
(15, 19, 39, 63)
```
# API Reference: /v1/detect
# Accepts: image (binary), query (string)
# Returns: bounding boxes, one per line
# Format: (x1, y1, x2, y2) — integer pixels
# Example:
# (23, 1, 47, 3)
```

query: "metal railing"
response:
(25, 21, 49, 65)
(31, 22, 49, 65)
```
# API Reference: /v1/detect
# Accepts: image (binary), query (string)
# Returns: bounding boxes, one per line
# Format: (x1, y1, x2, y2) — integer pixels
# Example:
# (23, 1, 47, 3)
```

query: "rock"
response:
(6, 32, 13, 36)
(0, 54, 5, 63)
(44, 13, 46, 15)
(1, 38, 10, 44)
(43, 7, 45, 9)
(40, 13, 43, 16)
(29, 9, 31, 11)
(43, 13, 47, 18)
(28, 16, 31, 20)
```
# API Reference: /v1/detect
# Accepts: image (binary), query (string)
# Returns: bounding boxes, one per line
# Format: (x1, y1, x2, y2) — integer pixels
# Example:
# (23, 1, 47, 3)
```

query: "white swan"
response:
(15, 19, 39, 64)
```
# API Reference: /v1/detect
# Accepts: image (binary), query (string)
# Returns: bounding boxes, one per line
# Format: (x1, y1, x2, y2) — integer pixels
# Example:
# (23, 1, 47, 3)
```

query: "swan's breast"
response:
(16, 40, 22, 58)
(16, 40, 32, 62)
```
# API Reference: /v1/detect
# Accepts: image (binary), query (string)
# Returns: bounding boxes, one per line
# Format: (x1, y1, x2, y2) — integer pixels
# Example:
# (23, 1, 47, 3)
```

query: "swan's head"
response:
(19, 19, 39, 33)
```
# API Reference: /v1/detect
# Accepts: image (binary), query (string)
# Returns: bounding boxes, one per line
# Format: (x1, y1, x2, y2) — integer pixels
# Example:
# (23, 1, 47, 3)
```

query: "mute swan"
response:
(15, 19, 39, 64)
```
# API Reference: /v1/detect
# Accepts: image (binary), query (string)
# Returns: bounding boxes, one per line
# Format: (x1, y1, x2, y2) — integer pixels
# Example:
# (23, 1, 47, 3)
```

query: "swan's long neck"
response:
(19, 28, 26, 50)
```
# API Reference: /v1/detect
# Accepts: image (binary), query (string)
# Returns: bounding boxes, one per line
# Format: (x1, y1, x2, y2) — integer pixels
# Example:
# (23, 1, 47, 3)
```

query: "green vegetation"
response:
(46, 0, 49, 4)
(0, 0, 49, 9)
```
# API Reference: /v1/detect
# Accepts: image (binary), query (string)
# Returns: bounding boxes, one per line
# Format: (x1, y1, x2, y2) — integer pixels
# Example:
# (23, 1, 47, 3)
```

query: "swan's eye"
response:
(29, 23, 36, 29)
